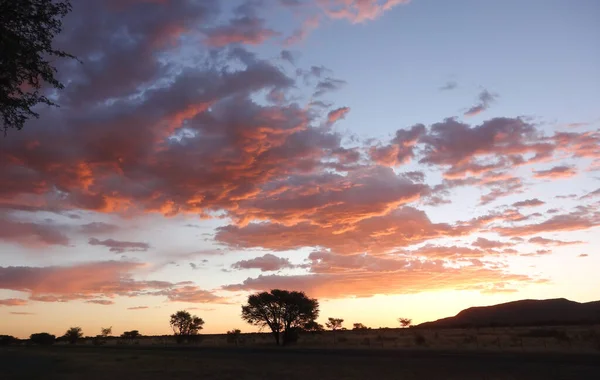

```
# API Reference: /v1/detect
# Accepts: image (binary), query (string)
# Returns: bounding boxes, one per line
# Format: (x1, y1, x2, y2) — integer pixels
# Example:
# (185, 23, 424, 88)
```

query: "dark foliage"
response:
(29, 332, 55, 345)
(63, 327, 83, 344)
(226, 329, 242, 345)
(170, 310, 204, 344)
(241, 289, 319, 346)
(120, 330, 141, 340)
(0, 335, 19, 346)
(303, 320, 325, 333)
(0, 0, 76, 134)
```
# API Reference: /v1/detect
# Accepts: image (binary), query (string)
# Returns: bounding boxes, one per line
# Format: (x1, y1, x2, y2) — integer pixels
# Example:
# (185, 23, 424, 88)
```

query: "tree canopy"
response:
(241, 289, 319, 345)
(325, 318, 344, 331)
(63, 327, 83, 344)
(0, 0, 75, 135)
(170, 310, 204, 337)
(30, 332, 55, 345)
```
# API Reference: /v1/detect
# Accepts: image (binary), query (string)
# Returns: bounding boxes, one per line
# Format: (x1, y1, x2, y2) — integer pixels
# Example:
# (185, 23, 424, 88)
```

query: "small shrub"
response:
(30, 333, 56, 345)
(414, 334, 426, 346)
(226, 329, 242, 344)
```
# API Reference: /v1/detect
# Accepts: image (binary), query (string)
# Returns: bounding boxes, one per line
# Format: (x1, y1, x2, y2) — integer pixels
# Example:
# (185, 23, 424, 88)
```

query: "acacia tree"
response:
(0, 0, 76, 134)
(63, 327, 83, 344)
(325, 318, 344, 331)
(120, 330, 141, 342)
(170, 310, 204, 343)
(353, 323, 368, 330)
(241, 289, 319, 346)
(326, 317, 344, 344)
(398, 318, 412, 328)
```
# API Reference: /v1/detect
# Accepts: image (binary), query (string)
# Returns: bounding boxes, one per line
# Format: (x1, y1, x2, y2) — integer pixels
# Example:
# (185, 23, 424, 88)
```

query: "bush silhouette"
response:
(63, 327, 83, 344)
(30, 333, 56, 345)
(120, 330, 141, 342)
(226, 329, 242, 345)
(0, 335, 19, 346)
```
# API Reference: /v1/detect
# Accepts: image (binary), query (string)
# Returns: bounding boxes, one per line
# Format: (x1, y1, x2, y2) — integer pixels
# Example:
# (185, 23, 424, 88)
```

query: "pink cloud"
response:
(0, 261, 223, 304)
(203, 17, 279, 47)
(496, 210, 600, 236)
(284, 14, 321, 45)
(318, 0, 410, 23)
(533, 165, 577, 179)
(0, 217, 69, 247)
(512, 198, 545, 208)
(327, 106, 350, 125)
(528, 237, 583, 246)
(232, 254, 296, 272)
(472, 237, 512, 249)
(127, 306, 149, 310)
(464, 90, 498, 117)
(0, 298, 28, 307)
(86, 299, 115, 305)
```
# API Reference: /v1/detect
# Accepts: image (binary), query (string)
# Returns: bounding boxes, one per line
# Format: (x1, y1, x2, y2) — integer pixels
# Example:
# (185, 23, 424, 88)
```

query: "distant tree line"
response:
(1, 290, 417, 347)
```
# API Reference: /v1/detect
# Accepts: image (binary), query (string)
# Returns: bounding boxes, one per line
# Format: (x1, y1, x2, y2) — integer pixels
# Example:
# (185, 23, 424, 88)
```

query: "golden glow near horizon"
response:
(1, 1, 600, 339)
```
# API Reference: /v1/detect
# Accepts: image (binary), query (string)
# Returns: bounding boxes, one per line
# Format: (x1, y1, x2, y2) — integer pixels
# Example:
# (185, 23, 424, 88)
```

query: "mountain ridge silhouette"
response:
(417, 298, 600, 328)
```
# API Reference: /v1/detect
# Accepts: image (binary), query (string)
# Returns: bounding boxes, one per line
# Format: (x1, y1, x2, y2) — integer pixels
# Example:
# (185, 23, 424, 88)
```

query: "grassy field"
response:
(3, 326, 599, 379)
(56, 325, 600, 353)
(2, 344, 600, 380)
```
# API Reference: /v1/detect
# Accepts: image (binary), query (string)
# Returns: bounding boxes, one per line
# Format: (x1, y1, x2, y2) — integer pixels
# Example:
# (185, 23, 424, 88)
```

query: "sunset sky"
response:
(1, 0, 599, 339)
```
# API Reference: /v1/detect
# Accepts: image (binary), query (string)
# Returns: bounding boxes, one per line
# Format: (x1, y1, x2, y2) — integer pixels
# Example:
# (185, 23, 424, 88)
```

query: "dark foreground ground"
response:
(2, 346, 599, 380)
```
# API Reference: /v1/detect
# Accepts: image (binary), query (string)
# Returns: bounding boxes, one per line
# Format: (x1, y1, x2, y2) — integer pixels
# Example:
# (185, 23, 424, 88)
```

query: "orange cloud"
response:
(217, 207, 472, 254)
(223, 251, 537, 299)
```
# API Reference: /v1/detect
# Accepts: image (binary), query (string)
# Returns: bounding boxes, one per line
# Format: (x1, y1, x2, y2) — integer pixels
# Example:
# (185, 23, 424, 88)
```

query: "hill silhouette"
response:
(417, 298, 600, 329)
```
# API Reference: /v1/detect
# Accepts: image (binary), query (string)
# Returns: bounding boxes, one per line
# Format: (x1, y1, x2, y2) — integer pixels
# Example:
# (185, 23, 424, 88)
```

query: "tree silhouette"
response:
(0, 0, 77, 134)
(100, 326, 112, 338)
(170, 310, 204, 344)
(398, 318, 412, 328)
(120, 330, 141, 342)
(326, 318, 344, 345)
(326, 318, 344, 331)
(241, 289, 319, 346)
(353, 323, 368, 330)
(63, 327, 83, 344)
(303, 320, 325, 332)
(30, 332, 55, 345)
(94, 326, 112, 345)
